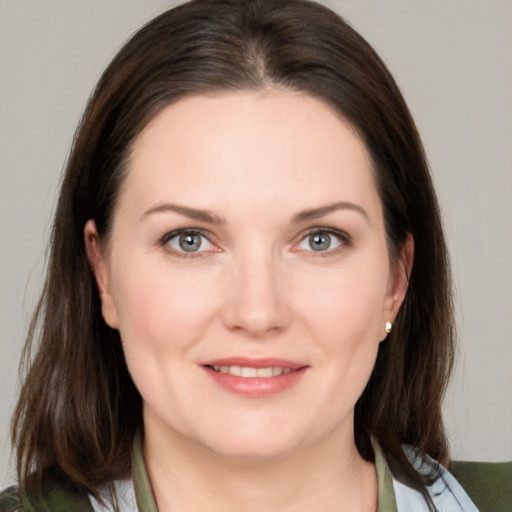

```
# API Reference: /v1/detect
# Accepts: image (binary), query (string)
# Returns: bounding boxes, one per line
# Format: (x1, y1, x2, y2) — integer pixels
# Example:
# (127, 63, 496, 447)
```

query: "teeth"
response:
(210, 365, 293, 378)
(257, 367, 273, 378)
(229, 365, 241, 376)
(241, 367, 257, 377)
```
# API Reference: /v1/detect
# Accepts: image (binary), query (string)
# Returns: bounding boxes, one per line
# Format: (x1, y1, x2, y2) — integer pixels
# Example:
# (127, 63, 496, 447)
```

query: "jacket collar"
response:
(374, 442, 399, 512)
(132, 435, 159, 511)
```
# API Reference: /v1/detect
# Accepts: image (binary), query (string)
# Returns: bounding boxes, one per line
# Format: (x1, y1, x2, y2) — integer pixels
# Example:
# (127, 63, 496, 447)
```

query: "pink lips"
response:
(201, 358, 308, 397)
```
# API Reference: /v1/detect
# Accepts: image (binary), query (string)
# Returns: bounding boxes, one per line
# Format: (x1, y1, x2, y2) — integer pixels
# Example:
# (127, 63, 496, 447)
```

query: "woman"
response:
(1, 0, 509, 511)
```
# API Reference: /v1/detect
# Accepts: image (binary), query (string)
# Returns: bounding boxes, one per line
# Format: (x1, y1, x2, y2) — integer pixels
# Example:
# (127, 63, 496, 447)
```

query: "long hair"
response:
(12, 0, 454, 508)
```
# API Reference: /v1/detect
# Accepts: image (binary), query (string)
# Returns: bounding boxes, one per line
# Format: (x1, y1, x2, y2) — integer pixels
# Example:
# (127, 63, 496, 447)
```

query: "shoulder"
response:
(0, 477, 93, 512)
(448, 459, 512, 512)
(393, 450, 477, 511)
(399, 445, 512, 512)
(0, 486, 20, 512)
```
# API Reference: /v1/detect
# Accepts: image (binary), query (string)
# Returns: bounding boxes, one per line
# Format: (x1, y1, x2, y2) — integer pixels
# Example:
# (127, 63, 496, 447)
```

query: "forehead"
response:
(120, 90, 381, 222)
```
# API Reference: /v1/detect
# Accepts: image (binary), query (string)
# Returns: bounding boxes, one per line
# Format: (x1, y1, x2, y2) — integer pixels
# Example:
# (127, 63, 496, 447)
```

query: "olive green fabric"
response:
(448, 459, 512, 512)
(0, 487, 20, 512)
(131, 436, 158, 511)
(374, 443, 399, 512)
(1, 442, 510, 511)
(0, 476, 93, 511)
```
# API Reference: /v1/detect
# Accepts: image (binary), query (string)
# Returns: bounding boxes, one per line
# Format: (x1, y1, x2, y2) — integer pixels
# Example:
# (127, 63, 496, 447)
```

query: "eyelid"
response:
(160, 228, 220, 256)
(292, 227, 352, 254)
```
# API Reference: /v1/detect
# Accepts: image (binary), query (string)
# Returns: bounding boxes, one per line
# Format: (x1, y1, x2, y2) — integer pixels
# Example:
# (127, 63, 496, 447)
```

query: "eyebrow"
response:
(142, 203, 224, 225)
(292, 202, 369, 223)
(142, 201, 368, 225)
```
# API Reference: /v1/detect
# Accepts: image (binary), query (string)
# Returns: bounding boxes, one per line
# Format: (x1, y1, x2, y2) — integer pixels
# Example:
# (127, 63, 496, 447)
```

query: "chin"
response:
(201, 437, 298, 461)
(193, 421, 310, 461)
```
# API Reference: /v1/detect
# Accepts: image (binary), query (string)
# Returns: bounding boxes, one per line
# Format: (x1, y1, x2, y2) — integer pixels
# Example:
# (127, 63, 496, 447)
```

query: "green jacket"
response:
(1, 442, 511, 511)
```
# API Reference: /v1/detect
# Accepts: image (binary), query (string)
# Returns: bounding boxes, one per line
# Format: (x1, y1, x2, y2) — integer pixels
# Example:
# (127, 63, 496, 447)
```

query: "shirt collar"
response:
(131, 436, 399, 512)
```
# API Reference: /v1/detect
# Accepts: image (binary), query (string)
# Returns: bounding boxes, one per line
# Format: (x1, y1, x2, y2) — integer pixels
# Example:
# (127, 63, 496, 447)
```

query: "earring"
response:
(385, 321, 392, 334)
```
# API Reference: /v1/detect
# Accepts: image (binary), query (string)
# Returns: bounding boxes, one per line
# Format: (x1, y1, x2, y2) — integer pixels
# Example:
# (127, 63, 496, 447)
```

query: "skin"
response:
(86, 90, 412, 512)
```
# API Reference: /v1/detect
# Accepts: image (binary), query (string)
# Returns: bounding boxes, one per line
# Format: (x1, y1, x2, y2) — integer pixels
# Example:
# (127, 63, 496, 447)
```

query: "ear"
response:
(380, 233, 414, 340)
(84, 220, 119, 329)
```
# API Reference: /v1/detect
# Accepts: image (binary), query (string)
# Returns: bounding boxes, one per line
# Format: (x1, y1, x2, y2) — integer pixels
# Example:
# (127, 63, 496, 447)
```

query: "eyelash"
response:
(159, 227, 352, 258)
(160, 228, 218, 258)
(294, 227, 352, 257)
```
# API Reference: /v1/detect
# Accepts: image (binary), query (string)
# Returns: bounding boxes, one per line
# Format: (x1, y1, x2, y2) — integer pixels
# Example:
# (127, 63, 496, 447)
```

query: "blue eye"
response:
(165, 231, 214, 253)
(298, 230, 345, 252)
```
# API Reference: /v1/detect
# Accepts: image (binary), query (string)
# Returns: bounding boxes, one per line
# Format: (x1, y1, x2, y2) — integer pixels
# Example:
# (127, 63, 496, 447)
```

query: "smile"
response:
(208, 365, 293, 378)
(201, 358, 308, 397)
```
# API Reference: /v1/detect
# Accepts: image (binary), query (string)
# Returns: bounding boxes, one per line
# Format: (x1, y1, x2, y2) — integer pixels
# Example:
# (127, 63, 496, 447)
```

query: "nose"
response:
(221, 249, 291, 337)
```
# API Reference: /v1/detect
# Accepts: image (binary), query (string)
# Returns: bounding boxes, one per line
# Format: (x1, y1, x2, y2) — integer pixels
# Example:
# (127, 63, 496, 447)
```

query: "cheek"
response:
(308, 276, 385, 397)
(294, 259, 390, 394)
(296, 263, 389, 347)
(110, 258, 219, 356)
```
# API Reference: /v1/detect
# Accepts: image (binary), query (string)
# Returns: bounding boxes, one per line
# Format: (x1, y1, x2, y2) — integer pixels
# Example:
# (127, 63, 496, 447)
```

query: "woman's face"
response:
(87, 90, 409, 459)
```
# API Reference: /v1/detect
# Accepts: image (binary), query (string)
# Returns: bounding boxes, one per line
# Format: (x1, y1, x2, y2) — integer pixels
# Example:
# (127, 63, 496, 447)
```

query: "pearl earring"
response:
(385, 321, 392, 334)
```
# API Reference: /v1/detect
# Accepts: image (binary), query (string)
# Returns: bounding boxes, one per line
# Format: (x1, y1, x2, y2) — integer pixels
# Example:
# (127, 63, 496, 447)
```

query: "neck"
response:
(143, 414, 377, 512)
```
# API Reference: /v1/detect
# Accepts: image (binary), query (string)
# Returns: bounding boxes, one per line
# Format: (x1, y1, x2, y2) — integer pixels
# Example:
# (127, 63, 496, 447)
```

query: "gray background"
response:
(1, 0, 511, 488)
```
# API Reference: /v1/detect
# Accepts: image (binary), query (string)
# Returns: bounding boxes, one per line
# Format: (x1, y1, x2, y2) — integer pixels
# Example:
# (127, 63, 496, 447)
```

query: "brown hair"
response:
(12, 0, 454, 509)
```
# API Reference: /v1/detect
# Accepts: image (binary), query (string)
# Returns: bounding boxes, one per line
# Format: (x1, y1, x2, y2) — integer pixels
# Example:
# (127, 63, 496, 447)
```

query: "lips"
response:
(201, 358, 308, 397)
